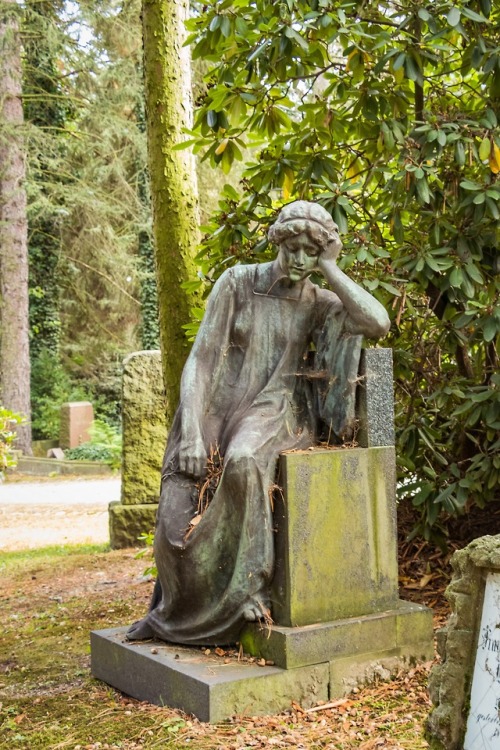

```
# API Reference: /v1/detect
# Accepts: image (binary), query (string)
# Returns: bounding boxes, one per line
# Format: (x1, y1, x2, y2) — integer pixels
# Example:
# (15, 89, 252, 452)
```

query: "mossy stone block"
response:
(328, 643, 432, 697)
(272, 447, 398, 626)
(121, 351, 166, 506)
(241, 600, 433, 670)
(109, 501, 158, 549)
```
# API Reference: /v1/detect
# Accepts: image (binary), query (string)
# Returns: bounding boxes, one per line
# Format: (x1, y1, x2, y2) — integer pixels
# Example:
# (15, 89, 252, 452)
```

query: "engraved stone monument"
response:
(428, 535, 500, 749)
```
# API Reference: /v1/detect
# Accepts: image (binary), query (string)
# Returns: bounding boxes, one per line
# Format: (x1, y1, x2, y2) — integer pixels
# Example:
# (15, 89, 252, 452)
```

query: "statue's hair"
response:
(268, 200, 339, 248)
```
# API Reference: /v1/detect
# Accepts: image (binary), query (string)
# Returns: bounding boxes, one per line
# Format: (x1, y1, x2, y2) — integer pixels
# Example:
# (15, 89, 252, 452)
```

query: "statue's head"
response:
(268, 200, 340, 250)
(268, 201, 341, 283)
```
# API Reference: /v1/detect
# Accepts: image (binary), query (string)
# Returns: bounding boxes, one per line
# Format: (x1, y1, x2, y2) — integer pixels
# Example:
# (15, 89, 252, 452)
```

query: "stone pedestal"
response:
(238, 446, 433, 704)
(95, 348, 434, 719)
(272, 447, 398, 625)
(94, 447, 433, 721)
(109, 351, 165, 548)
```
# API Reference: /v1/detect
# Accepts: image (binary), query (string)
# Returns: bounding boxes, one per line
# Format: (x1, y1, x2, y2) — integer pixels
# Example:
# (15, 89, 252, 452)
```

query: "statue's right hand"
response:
(178, 437, 207, 479)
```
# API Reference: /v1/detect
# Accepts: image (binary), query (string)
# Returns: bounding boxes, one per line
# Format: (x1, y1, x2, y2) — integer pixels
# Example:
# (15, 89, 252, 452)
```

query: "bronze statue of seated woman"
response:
(127, 200, 390, 645)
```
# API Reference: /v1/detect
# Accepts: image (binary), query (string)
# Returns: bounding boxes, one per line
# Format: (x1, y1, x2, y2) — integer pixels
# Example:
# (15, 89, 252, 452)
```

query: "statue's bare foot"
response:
(126, 618, 155, 641)
(243, 599, 271, 622)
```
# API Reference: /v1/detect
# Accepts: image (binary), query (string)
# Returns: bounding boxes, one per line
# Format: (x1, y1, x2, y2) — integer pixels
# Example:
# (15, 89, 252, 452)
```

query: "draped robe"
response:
(137, 262, 362, 645)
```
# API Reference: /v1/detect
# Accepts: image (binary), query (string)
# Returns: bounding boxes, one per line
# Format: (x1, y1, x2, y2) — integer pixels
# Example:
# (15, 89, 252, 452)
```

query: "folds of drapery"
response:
(129, 264, 363, 645)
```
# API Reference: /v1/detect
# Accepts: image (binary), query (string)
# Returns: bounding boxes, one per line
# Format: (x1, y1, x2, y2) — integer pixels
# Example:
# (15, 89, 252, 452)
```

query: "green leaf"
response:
(483, 317, 498, 342)
(404, 55, 419, 82)
(461, 6, 488, 23)
(381, 122, 394, 150)
(460, 180, 481, 191)
(379, 281, 402, 296)
(392, 52, 406, 71)
(486, 197, 500, 219)
(284, 26, 309, 51)
(480, 0, 492, 17)
(333, 204, 348, 234)
(207, 110, 218, 129)
(479, 137, 491, 160)
(447, 7, 461, 27)
(449, 267, 463, 287)
(247, 41, 268, 62)
(465, 264, 483, 284)
(220, 15, 231, 38)
(455, 141, 466, 165)
(418, 8, 431, 21)
(485, 109, 498, 128)
(416, 177, 430, 204)
(209, 15, 221, 31)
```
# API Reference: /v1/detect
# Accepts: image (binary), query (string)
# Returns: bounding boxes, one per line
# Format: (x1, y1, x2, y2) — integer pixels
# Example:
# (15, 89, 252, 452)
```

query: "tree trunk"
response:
(142, 0, 200, 426)
(0, 0, 32, 453)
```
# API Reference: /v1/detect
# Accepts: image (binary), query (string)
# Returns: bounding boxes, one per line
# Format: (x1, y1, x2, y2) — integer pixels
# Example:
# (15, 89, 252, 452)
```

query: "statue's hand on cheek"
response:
(317, 234, 342, 273)
(178, 436, 207, 478)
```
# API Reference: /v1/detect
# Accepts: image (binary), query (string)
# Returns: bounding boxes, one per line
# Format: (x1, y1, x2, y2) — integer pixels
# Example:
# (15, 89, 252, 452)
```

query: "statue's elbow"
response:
(368, 314, 391, 340)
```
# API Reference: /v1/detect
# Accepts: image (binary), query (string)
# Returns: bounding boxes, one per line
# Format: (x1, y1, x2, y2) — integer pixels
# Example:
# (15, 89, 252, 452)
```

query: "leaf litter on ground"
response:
(7, 496, 500, 749)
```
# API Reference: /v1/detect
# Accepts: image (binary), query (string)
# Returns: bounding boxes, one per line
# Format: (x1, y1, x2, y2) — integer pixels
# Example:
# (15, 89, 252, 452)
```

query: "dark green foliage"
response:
(30, 349, 89, 439)
(65, 419, 121, 468)
(186, 0, 500, 541)
(21, 0, 152, 434)
(23, 0, 67, 362)
(30, 349, 121, 440)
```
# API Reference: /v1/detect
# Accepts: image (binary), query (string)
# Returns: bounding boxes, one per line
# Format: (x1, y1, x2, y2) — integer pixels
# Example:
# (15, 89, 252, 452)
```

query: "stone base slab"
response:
(16, 456, 113, 477)
(240, 600, 434, 669)
(91, 627, 329, 722)
(109, 501, 158, 549)
(91, 604, 434, 722)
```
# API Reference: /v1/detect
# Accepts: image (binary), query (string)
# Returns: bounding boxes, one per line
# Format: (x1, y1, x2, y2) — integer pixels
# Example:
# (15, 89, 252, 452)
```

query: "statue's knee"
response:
(225, 449, 257, 474)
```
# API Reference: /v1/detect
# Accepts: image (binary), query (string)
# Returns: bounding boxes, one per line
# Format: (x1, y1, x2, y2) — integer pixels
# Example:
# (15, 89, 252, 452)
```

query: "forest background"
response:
(0, 0, 499, 543)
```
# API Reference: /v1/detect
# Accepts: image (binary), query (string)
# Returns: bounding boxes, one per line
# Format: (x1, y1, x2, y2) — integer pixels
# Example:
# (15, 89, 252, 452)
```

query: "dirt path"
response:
(0, 476, 120, 551)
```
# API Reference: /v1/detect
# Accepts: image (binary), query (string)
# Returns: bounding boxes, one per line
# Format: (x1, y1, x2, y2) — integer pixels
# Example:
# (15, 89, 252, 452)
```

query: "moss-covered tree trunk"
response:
(0, 0, 32, 453)
(142, 0, 199, 426)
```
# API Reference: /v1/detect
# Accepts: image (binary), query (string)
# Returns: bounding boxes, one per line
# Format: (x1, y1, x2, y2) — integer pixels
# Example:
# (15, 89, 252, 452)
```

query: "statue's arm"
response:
(318, 257, 390, 339)
(178, 270, 234, 477)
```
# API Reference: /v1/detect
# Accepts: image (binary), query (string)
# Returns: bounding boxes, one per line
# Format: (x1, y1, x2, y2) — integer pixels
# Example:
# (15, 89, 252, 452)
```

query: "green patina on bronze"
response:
(126, 201, 391, 646)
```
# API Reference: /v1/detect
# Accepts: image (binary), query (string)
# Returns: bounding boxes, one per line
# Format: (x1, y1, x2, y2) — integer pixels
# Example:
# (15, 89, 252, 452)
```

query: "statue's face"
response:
(278, 233, 320, 283)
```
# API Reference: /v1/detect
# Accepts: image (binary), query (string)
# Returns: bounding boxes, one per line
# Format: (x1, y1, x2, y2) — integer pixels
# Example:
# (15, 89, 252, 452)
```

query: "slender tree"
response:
(142, 0, 200, 423)
(0, 0, 32, 453)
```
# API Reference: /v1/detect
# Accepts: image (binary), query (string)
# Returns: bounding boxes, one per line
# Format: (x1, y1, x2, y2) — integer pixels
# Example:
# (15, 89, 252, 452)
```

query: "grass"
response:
(0, 543, 109, 572)
(0, 545, 434, 749)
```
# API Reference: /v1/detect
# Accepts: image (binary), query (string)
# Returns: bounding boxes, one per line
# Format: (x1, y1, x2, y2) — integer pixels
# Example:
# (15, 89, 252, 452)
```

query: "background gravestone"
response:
(60, 401, 94, 449)
(427, 535, 500, 749)
(109, 351, 166, 548)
